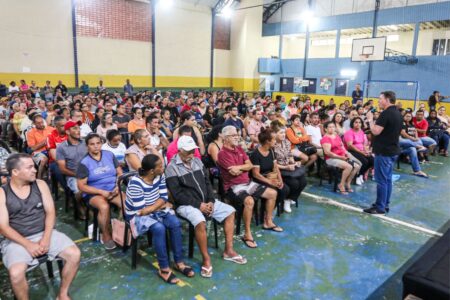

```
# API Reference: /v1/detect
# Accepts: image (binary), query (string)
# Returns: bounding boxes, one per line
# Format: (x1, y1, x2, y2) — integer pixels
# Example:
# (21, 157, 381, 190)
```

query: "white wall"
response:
(0, 0, 73, 75)
(155, 0, 211, 78)
(281, 35, 306, 58)
(261, 36, 280, 58)
(78, 37, 151, 76)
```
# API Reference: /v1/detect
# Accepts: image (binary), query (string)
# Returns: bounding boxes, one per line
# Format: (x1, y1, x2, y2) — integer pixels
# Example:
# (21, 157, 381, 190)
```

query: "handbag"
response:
(111, 218, 131, 247)
(280, 166, 306, 178)
(297, 142, 317, 156)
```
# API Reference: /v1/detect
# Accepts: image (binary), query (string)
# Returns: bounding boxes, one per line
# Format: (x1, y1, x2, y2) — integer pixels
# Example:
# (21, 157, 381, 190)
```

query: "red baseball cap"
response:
(64, 120, 82, 131)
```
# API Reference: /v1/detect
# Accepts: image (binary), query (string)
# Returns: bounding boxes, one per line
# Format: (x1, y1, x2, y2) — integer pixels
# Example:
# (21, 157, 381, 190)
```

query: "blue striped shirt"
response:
(125, 175, 168, 220)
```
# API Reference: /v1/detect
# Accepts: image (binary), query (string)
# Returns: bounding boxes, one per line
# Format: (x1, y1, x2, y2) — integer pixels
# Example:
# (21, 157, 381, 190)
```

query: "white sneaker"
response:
(356, 176, 363, 186)
(289, 199, 296, 205)
(284, 200, 292, 213)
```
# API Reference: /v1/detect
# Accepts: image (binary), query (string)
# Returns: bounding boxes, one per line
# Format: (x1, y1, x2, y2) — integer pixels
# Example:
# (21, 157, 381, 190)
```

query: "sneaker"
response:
(356, 176, 363, 186)
(129, 217, 138, 239)
(289, 200, 296, 205)
(104, 240, 117, 250)
(363, 207, 385, 215)
(283, 200, 292, 213)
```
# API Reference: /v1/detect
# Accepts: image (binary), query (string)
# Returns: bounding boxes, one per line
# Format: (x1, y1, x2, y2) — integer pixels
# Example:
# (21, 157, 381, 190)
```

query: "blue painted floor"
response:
(0, 156, 448, 299)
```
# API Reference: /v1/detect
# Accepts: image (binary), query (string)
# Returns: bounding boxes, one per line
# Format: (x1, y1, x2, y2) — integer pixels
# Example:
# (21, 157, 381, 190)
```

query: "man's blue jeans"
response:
(401, 147, 421, 172)
(419, 136, 437, 148)
(374, 155, 398, 212)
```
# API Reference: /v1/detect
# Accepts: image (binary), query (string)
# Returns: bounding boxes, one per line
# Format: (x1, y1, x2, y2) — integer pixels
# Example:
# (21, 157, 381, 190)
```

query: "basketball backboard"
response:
(351, 37, 386, 62)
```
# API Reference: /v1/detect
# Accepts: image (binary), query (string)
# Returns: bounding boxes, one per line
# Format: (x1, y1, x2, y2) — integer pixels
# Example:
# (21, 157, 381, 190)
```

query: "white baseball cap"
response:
(177, 136, 199, 152)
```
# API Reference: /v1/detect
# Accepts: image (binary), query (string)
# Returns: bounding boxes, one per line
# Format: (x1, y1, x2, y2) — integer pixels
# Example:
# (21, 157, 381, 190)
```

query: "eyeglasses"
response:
(226, 134, 240, 138)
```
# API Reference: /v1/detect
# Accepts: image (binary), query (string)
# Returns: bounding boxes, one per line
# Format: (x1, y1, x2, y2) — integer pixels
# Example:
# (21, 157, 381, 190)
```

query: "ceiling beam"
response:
(263, 0, 291, 23)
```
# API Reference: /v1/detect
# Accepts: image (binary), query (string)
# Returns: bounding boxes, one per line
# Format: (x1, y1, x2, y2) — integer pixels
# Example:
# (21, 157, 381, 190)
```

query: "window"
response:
(339, 27, 373, 58)
(377, 24, 415, 55)
(417, 20, 450, 56)
(432, 39, 449, 56)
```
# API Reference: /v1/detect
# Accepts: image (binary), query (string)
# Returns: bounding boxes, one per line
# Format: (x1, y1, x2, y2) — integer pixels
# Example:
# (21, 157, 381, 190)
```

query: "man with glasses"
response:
(217, 125, 279, 249)
(165, 136, 246, 278)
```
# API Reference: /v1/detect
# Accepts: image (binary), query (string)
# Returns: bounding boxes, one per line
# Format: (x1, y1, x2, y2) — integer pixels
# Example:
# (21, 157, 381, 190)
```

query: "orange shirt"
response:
(286, 125, 310, 148)
(27, 126, 55, 153)
(128, 119, 146, 133)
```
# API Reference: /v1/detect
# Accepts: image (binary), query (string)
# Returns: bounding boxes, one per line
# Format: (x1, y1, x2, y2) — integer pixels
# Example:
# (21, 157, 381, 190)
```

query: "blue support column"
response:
(210, 9, 215, 89)
(412, 22, 420, 56)
(335, 29, 341, 58)
(151, 0, 156, 88)
(71, 0, 79, 88)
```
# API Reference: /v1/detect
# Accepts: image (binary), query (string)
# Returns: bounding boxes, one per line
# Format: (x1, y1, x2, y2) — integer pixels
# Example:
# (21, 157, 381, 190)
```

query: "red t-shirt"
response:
(413, 117, 428, 138)
(320, 134, 346, 160)
(47, 129, 68, 162)
(217, 145, 250, 192)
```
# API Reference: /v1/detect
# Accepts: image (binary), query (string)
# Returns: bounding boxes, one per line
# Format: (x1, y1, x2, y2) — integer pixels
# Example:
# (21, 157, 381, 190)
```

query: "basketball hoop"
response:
(360, 54, 369, 65)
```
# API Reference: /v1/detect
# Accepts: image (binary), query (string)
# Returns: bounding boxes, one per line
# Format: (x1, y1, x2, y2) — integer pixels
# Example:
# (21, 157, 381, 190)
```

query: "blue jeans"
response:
(401, 147, 421, 172)
(49, 162, 67, 190)
(135, 212, 183, 269)
(374, 155, 397, 212)
(419, 136, 437, 148)
(399, 137, 422, 148)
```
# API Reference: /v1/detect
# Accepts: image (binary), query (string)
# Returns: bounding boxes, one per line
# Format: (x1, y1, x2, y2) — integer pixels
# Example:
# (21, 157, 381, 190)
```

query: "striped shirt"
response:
(125, 175, 168, 220)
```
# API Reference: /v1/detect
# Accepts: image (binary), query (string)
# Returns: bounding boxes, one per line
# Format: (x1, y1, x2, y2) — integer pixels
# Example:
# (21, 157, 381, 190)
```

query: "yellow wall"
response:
(272, 92, 450, 112)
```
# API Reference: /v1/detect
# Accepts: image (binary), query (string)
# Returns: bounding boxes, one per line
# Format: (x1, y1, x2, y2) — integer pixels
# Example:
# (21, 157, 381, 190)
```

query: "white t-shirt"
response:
(305, 125, 322, 147)
(102, 142, 127, 164)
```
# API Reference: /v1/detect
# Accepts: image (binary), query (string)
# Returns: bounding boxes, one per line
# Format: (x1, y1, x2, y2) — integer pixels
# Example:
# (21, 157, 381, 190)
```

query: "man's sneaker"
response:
(283, 200, 292, 213)
(129, 217, 138, 239)
(363, 207, 385, 215)
(289, 200, 296, 205)
(104, 240, 117, 250)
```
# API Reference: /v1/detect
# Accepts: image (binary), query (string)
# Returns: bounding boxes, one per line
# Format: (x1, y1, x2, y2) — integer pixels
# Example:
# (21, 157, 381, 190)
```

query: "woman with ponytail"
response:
(125, 154, 194, 284)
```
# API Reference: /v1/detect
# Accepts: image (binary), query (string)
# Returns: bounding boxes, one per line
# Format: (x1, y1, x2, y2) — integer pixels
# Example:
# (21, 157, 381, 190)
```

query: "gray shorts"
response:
(66, 176, 79, 194)
(176, 200, 235, 228)
(1, 229, 75, 269)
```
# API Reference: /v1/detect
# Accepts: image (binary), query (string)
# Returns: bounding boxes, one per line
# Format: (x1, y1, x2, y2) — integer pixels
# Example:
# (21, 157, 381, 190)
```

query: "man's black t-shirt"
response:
(372, 105, 403, 156)
(428, 95, 437, 107)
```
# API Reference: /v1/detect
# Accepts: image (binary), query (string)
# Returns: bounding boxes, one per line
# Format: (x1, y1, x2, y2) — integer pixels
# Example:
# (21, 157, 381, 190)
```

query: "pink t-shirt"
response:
(166, 138, 201, 163)
(320, 134, 346, 160)
(343, 129, 367, 151)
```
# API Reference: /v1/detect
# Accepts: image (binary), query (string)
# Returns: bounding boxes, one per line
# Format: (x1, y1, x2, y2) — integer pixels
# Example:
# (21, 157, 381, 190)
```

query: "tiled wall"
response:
(76, 0, 151, 42)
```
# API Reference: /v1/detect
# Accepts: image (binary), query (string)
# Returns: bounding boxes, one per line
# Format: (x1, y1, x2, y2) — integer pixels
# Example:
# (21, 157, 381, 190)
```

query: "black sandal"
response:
(174, 265, 195, 278)
(241, 237, 258, 248)
(159, 270, 178, 284)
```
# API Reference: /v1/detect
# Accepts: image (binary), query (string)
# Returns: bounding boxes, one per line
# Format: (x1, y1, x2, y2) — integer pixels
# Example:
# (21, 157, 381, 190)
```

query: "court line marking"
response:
(302, 192, 443, 237)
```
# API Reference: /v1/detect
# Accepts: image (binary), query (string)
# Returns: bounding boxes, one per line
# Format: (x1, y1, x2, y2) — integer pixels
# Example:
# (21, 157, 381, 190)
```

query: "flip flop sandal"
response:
(223, 254, 247, 265)
(174, 265, 195, 278)
(336, 187, 348, 195)
(159, 270, 179, 284)
(413, 172, 429, 178)
(200, 266, 213, 278)
(262, 225, 284, 232)
(241, 237, 258, 248)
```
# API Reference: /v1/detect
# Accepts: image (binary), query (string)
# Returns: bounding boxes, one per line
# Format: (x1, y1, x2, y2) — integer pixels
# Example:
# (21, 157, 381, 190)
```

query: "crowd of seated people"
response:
(0, 79, 449, 297)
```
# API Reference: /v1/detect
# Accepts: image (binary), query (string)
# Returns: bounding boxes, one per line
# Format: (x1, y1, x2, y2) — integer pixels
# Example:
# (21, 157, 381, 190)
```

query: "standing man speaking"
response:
(364, 91, 403, 214)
